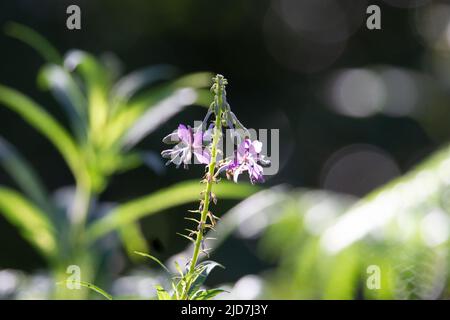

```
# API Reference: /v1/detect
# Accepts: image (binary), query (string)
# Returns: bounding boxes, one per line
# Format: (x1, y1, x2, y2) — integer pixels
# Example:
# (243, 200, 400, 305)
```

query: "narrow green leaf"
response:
(177, 232, 195, 243)
(188, 261, 224, 296)
(0, 85, 83, 183)
(133, 251, 171, 274)
(192, 288, 227, 300)
(171, 72, 213, 89)
(57, 280, 112, 300)
(4, 22, 62, 64)
(193, 88, 214, 108)
(119, 72, 213, 149)
(112, 64, 177, 102)
(86, 180, 258, 243)
(174, 261, 185, 278)
(38, 64, 87, 140)
(64, 50, 110, 148)
(121, 87, 203, 148)
(0, 136, 50, 211)
(155, 285, 171, 300)
(171, 281, 180, 300)
(0, 186, 56, 259)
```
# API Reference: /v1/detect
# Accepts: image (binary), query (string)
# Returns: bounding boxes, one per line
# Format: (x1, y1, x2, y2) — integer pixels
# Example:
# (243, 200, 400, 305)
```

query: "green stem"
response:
(183, 79, 224, 298)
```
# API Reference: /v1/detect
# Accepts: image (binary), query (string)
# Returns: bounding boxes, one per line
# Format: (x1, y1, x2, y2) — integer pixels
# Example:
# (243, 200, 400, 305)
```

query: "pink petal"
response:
(251, 140, 263, 154)
(237, 139, 249, 157)
(193, 129, 204, 148)
(194, 148, 210, 164)
(233, 164, 247, 183)
(177, 124, 192, 145)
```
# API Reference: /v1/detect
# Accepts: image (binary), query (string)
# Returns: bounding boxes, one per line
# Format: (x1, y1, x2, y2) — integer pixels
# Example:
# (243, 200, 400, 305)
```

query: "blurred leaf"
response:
(322, 246, 361, 299)
(4, 22, 62, 64)
(117, 72, 212, 149)
(64, 50, 109, 87)
(64, 50, 110, 147)
(112, 64, 177, 102)
(0, 186, 56, 259)
(0, 136, 50, 211)
(140, 151, 166, 175)
(320, 144, 450, 254)
(171, 72, 213, 89)
(194, 88, 214, 107)
(0, 85, 84, 183)
(38, 64, 87, 140)
(121, 88, 198, 148)
(200, 186, 290, 255)
(86, 180, 258, 243)
(118, 223, 149, 262)
(252, 144, 450, 299)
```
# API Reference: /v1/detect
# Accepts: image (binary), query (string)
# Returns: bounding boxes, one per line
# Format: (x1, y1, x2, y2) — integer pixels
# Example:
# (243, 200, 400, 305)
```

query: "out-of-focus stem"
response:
(71, 180, 91, 248)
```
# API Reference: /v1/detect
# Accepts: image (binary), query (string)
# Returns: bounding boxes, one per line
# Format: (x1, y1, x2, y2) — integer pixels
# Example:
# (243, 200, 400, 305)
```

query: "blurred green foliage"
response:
(1, 1, 450, 299)
(212, 144, 450, 299)
(0, 24, 256, 298)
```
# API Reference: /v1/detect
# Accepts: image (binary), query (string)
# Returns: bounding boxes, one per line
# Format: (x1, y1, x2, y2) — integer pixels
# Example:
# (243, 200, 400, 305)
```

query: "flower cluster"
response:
(221, 138, 270, 184)
(159, 74, 269, 300)
(161, 124, 211, 169)
(161, 113, 269, 184)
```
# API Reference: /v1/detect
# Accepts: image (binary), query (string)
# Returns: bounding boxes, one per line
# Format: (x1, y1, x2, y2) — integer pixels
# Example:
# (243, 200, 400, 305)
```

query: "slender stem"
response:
(183, 79, 224, 298)
(190, 109, 222, 273)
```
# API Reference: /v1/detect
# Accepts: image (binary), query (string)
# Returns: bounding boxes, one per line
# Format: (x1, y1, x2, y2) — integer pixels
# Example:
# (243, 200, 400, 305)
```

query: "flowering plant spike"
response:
(157, 74, 269, 300)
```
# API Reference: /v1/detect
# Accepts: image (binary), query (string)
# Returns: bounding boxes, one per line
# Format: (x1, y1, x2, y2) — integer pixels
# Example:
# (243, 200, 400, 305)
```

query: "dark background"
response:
(0, 0, 442, 283)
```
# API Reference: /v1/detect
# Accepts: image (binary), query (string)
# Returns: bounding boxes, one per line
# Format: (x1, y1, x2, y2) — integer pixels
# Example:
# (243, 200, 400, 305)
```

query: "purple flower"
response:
(161, 124, 210, 168)
(223, 138, 269, 184)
